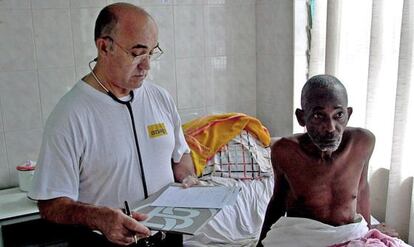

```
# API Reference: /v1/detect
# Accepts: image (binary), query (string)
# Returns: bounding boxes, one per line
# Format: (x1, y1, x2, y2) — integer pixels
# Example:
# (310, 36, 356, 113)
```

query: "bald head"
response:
(301, 74, 348, 111)
(94, 2, 155, 42)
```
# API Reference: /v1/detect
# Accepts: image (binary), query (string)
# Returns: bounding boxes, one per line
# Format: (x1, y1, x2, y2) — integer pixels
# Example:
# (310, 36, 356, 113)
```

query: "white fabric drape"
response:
(306, 0, 414, 243)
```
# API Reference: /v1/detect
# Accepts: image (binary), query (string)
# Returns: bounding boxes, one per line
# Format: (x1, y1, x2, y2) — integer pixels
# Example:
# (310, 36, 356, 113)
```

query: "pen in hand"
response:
(124, 201, 138, 244)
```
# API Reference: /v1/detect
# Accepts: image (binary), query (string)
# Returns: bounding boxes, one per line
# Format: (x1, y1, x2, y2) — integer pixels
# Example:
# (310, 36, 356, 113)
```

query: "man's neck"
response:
(83, 73, 106, 94)
(299, 134, 336, 162)
(320, 150, 334, 160)
(84, 71, 130, 98)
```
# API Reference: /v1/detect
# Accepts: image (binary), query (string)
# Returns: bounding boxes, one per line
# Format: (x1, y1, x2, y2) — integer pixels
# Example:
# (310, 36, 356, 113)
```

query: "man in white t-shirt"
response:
(28, 2, 197, 246)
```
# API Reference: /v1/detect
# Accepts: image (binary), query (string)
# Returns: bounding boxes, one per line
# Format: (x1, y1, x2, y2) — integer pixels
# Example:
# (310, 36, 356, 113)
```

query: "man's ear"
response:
(295, 108, 306, 127)
(347, 107, 353, 120)
(96, 38, 111, 57)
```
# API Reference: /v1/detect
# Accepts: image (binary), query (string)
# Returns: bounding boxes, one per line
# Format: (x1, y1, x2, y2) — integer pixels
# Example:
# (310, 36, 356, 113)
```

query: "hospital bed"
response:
(183, 176, 273, 247)
(182, 132, 277, 247)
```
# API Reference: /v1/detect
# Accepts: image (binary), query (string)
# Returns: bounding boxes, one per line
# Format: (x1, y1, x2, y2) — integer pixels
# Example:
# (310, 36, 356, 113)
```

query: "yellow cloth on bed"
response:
(182, 113, 271, 176)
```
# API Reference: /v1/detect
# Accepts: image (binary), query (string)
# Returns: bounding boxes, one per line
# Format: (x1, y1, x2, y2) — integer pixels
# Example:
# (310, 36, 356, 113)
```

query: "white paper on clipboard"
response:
(150, 185, 240, 209)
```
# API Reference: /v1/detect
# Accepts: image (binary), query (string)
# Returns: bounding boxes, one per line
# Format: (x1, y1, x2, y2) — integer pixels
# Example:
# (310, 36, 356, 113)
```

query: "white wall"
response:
(256, 0, 294, 137)
(0, 0, 295, 189)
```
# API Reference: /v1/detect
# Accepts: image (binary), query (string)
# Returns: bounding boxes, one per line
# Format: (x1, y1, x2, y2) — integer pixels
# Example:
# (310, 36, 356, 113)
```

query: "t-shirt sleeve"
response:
(28, 130, 80, 201)
(164, 92, 190, 163)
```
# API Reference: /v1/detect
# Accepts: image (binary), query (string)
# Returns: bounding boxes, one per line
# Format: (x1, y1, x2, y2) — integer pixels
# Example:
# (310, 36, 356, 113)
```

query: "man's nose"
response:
(138, 55, 151, 70)
(324, 119, 336, 133)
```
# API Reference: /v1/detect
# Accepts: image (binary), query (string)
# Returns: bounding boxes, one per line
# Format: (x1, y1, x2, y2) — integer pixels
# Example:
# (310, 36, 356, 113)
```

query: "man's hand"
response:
(181, 174, 200, 188)
(172, 153, 200, 187)
(38, 197, 151, 246)
(371, 223, 399, 238)
(97, 207, 151, 245)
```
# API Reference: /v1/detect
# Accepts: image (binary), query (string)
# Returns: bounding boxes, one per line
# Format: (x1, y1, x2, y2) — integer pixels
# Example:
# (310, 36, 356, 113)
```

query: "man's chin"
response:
(130, 75, 146, 88)
(318, 144, 339, 153)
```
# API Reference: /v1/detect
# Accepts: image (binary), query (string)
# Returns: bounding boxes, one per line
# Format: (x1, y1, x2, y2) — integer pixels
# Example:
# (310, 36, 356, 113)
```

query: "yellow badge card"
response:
(147, 123, 168, 138)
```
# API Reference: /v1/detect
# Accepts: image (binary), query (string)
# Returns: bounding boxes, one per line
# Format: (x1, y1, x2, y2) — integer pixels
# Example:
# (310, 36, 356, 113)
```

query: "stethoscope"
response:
(89, 59, 149, 199)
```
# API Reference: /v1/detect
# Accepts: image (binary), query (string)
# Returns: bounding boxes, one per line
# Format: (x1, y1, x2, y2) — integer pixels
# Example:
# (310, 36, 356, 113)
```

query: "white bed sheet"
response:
(183, 176, 274, 247)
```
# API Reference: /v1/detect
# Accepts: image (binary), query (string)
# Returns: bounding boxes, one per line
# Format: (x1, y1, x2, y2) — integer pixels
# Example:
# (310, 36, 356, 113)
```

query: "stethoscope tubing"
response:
(89, 59, 149, 199)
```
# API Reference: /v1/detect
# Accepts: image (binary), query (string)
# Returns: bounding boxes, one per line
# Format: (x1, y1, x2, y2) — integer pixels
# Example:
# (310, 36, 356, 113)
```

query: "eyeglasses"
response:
(103, 36, 163, 64)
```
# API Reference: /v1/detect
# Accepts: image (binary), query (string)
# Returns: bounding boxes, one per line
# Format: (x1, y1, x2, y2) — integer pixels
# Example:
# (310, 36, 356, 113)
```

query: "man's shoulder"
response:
(141, 81, 174, 103)
(45, 81, 92, 129)
(271, 134, 302, 154)
(344, 127, 376, 154)
(143, 81, 170, 96)
(345, 127, 375, 143)
(273, 135, 300, 145)
(52, 82, 90, 113)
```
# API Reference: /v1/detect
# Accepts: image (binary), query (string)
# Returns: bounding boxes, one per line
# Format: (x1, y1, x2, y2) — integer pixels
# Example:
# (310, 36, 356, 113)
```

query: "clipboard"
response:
(130, 184, 220, 235)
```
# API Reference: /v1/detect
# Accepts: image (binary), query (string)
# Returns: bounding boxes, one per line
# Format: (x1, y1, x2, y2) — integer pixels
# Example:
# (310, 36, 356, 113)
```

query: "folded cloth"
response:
(183, 113, 270, 176)
(202, 130, 272, 179)
(262, 215, 369, 247)
(331, 229, 412, 247)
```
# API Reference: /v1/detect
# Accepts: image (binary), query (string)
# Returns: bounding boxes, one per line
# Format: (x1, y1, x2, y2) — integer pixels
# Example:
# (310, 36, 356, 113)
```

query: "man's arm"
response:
(355, 130, 398, 237)
(38, 197, 150, 246)
(172, 153, 198, 186)
(258, 174, 288, 246)
(357, 162, 371, 227)
(357, 130, 375, 227)
(257, 144, 289, 246)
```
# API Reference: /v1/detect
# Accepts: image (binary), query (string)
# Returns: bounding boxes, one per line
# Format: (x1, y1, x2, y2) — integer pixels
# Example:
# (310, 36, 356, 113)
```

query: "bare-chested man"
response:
(258, 74, 375, 246)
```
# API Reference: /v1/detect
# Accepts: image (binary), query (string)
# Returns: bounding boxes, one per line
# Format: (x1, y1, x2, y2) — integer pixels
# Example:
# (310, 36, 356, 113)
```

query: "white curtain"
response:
(306, 0, 414, 243)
